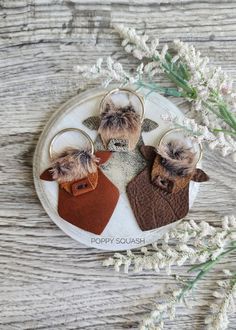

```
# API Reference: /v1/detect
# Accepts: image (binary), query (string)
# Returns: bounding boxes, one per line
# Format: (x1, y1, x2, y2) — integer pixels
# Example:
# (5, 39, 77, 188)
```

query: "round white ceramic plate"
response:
(33, 86, 201, 251)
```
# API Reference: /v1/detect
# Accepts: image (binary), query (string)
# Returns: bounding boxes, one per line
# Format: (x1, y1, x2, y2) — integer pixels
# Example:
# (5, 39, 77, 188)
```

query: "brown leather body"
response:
(127, 167, 189, 231)
(126, 145, 209, 231)
(40, 151, 120, 235)
(57, 168, 119, 234)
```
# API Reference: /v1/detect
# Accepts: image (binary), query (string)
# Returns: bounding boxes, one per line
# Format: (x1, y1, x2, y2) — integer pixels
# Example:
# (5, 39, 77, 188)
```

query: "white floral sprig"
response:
(114, 25, 236, 124)
(140, 288, 182, 330)
(103, 216, 236, 329)
(103, 215, 236, 274)
(139, 252, 236, 330)
(113, 24, 236, 149)
(75, 57, 142, 87)
(172, 39, 234, 113)
(205, 270, 236, 330)
(113, 24, 161, 61)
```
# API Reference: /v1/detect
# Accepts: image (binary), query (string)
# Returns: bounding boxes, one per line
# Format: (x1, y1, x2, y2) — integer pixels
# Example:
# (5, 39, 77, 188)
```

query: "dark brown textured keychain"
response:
(40, 128, 119, 235)
(127, 129, 209, 231)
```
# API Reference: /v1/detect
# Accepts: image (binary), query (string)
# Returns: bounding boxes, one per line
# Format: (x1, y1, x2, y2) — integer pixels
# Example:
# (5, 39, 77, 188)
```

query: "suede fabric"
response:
(60, 171, 98, 196)
(40, 151, 119, 235)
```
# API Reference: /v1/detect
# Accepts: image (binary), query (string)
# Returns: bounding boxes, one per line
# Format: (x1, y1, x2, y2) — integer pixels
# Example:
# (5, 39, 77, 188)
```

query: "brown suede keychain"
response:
(127, 134, 209, 231)
(40, 129, 119, 235)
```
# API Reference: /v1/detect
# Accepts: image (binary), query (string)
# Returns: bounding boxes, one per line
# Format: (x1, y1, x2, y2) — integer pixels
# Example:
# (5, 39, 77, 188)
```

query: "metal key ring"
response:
(99, 87, 145, 122)
(49, 128, 94, 160)
(158, 128, 203, 165)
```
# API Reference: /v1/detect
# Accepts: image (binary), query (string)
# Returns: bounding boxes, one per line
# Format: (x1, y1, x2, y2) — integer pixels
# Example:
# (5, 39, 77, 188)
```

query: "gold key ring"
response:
(99, 87, 145, 122)
(158, 128, 203, 165)
(49, 128, 95, 160)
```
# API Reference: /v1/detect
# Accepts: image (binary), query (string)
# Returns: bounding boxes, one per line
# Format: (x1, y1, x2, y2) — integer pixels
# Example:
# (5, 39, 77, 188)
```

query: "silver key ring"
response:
(158, 127, 203, 165)
(49, 128, 94, 160)
(99, 87, 145, 122)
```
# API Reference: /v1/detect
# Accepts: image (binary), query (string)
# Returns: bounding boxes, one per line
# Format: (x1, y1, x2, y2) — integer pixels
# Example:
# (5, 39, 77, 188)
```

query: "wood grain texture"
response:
(0, 1, 235, 329)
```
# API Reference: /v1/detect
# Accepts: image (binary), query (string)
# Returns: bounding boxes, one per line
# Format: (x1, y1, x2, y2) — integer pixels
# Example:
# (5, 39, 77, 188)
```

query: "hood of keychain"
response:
(48, 128, 98, 196)
(98, 88, 145, 152)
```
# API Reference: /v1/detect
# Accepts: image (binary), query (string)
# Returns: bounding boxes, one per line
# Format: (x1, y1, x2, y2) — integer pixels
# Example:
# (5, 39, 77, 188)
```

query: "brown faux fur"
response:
(156, 140, 197, 177)
(151, 155, 193, 193)
(98, 98, 142, 150)
(50, 149, 99, 183)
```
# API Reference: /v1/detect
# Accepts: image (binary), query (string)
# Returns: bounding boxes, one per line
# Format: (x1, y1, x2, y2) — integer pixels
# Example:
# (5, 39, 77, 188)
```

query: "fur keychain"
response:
(152, 141, 198, 193)
(98, 98, 142, 151)
(127, 139, 209, 231)
(157, 140, 196, 177)
(40, 149, 120, 235)
(83, 105, 159, 192)
(50, 148, 99, 183)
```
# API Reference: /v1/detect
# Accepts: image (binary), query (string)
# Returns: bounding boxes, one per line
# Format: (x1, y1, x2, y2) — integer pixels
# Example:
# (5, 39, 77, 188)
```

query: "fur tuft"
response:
(98, 98, 141, 150)
(157, 140, 197, 177)
(99, 99, 141, 132)
(50, 149, 99, 183)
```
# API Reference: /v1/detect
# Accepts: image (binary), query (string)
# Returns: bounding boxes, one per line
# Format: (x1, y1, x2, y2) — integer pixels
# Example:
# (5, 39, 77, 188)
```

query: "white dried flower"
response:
(103, 215, 236, 276)
(114, 24, 160, 59)
(75, 56, 141, 87)
(206, 275, 236, 330)
(103, 214, 235, 330)
(139, 291, 179, 330)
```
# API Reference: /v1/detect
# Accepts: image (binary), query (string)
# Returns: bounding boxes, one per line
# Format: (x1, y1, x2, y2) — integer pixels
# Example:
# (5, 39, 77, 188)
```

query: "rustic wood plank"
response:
(0, 0, 235, 329)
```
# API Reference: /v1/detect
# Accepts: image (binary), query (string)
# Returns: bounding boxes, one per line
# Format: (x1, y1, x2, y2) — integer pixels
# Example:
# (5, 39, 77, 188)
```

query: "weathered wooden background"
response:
(0, 1, 235, 329)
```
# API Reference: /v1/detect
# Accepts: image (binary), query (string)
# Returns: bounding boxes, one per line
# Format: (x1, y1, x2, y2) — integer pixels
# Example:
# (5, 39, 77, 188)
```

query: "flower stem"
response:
(212, 128, 236, 136)
(152, 53, 195, 96)
(203, 101, 236, 134)
(161, 62, 195, 96)
(135, 80, 184, 97)
(177, 244, 236, 301)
